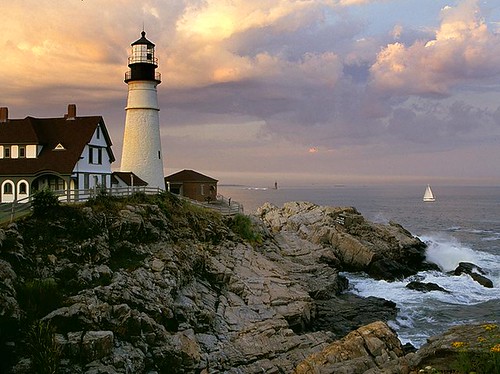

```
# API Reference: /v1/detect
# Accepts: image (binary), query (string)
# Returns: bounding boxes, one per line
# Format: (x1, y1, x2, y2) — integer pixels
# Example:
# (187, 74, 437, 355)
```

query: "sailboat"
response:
(423, 184, 436, 202)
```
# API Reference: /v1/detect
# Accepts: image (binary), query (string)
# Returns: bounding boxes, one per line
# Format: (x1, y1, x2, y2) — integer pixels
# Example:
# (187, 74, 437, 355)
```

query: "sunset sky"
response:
(2, 0, 500, 186)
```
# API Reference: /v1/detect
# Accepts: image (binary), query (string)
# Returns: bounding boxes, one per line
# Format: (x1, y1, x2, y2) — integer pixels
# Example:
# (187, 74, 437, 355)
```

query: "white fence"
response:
(0, 187, 243, 225)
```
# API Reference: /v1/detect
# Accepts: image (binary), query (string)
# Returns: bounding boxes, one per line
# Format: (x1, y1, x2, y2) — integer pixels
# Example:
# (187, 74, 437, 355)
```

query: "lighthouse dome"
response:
(131, 31, 155, 48)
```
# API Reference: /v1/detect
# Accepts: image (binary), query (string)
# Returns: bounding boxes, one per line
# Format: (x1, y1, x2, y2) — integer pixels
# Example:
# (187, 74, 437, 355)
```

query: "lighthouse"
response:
(120, 31, 165, 189)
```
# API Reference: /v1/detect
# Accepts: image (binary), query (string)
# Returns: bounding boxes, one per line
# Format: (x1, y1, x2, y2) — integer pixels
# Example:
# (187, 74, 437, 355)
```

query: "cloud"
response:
(1, 0, 500, 184)
(369, 0, 500, 96)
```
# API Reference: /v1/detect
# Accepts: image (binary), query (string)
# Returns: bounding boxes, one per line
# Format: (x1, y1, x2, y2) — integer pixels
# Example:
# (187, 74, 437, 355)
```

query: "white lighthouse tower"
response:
(120, 31, 165, 189)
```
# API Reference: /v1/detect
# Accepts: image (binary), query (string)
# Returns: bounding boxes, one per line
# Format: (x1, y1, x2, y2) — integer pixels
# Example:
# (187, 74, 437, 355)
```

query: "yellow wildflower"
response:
(482, 323, 498, 331)
(451, 341, 467, 348)
(491, 344, 500, 353)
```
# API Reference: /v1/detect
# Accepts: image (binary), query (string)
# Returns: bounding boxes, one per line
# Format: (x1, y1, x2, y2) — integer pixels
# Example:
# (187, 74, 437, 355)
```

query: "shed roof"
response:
(112, 172, 148, 186)
(165, 169, 218, 183)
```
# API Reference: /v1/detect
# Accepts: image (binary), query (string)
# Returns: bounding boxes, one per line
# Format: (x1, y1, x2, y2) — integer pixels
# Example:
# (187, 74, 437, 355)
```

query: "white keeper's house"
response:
(0, 104, 115, 203)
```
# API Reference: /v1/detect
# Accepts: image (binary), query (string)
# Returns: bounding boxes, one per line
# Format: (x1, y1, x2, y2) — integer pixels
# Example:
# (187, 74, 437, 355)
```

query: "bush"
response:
(17, 278, 63, 321)
(32, 189, 59, 216)
(230, 214, 262, 245)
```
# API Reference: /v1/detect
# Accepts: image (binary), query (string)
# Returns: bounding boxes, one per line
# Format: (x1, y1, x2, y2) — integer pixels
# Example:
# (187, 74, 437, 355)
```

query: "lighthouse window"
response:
(19, 146, 25, 158)
(4, 146, 10, 158)
(147, 53, 152, 61)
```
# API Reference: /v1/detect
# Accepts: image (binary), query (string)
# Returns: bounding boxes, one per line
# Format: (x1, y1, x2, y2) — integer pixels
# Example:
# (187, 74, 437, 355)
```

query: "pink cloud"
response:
(369, 0, 500, 96)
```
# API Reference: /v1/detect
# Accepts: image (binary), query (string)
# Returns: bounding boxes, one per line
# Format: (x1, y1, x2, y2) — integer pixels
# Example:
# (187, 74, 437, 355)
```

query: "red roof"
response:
(165, 169, 218, 183)
(0, 115, 114, 176)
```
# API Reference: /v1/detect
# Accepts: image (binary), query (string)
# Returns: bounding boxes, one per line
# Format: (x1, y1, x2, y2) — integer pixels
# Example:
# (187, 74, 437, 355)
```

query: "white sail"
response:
(423, 184, 435, 202)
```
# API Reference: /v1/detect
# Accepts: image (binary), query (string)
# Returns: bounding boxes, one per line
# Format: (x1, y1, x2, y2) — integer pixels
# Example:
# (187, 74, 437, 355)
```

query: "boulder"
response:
(406, 281, 450, 293)
(293, 321, 405, 374)
(454, 262, 494, 288)
(59, 330, 114, 361)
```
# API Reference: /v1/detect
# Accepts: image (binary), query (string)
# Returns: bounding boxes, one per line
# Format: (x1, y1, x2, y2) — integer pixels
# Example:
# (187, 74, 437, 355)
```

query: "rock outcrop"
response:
(257, 201, 428, 281)
(1, 196, 409, 373)
(1, 196, 494, 373)
(293, 322, 500, 374)
(293, 321, 406, 374)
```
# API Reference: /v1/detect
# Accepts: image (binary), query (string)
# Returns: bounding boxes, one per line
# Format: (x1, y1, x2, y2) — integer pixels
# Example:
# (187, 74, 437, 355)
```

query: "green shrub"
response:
(230, 214, 262, 245)
(17, 278, 63, 321)
(32, 189, 60, 216)
(26, 320, 60, 374)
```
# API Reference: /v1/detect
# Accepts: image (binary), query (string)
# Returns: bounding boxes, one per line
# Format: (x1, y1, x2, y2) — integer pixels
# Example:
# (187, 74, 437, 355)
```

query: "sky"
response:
(1, 0, 500, 187)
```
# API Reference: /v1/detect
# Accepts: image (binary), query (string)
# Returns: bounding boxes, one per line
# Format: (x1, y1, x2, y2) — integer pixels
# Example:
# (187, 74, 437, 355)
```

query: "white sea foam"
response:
(422, 234, 481, 272)
(343, 233, 500, 347)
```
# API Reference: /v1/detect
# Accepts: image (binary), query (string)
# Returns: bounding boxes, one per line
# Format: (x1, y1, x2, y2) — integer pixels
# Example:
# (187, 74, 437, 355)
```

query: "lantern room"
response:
(124, 31, 161, 83)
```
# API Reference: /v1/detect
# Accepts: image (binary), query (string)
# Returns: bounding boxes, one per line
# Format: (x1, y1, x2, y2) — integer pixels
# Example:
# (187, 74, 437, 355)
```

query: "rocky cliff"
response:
(0, 193, 491, 373)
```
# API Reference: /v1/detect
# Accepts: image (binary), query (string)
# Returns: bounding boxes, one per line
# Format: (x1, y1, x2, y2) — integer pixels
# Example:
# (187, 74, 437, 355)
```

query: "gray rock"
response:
(454, 262, 494, 288)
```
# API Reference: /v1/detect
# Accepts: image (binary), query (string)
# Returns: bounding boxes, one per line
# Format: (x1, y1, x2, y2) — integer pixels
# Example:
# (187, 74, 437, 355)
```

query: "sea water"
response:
(218, 184, 500, 347)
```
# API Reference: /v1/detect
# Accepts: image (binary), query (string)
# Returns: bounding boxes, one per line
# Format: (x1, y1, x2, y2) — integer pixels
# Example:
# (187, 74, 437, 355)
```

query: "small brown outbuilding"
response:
(164, 169, 218, 202)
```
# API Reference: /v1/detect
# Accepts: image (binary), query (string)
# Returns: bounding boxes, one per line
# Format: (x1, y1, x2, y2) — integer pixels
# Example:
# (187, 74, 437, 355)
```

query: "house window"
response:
(19, 182, 28, 194)
(84, 174, 89, 189)
(3, 182, 13, 194)
(19, 146, 26, 158)
(200, 184, 205, 196)
(96, 126, 101, 139)
(4, 146, 10, 158)
(88, 147, 102, 165)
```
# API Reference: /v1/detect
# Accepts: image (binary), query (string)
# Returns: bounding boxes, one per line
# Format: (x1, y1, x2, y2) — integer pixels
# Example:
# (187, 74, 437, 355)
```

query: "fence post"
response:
(10, 200, 16, 223)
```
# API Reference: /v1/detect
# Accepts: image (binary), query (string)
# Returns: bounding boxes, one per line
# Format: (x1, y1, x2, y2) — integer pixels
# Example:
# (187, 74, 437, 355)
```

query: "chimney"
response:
(0, 107, 8, 123)
(66, 104, 76, 120)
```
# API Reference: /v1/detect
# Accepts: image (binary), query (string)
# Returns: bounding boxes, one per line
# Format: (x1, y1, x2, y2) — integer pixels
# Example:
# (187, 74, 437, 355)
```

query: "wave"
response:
(343, 233, 500, 347)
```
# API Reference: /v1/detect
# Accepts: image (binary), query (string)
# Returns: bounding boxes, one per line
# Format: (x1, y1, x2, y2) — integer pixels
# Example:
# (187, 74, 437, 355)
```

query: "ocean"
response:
(218, 184, 500, 347)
